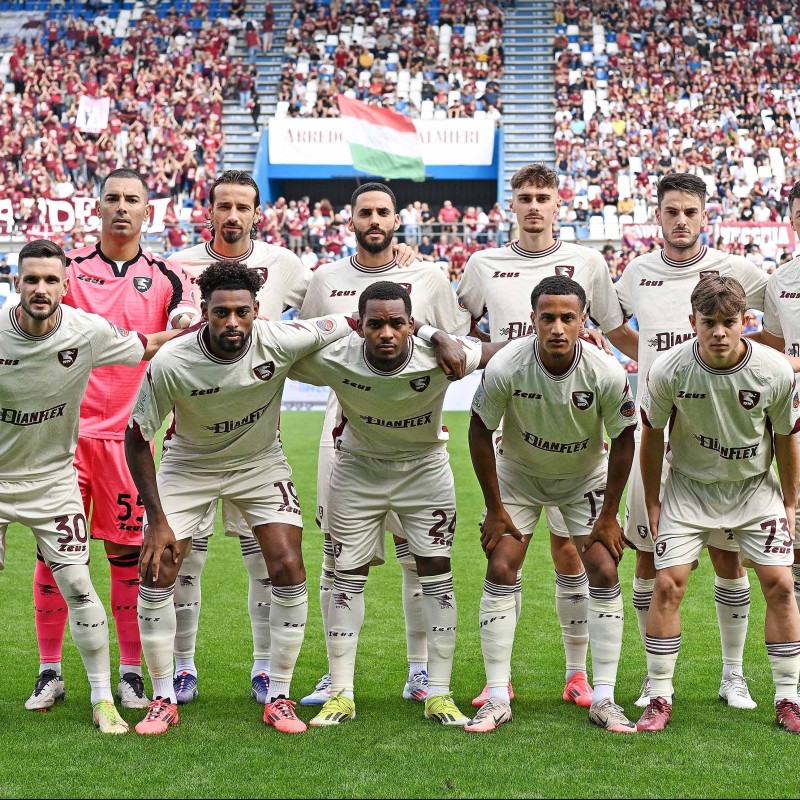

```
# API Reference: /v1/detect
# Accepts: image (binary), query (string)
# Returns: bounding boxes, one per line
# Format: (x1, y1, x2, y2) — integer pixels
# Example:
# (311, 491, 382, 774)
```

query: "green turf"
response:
(0, 412, 796, 799)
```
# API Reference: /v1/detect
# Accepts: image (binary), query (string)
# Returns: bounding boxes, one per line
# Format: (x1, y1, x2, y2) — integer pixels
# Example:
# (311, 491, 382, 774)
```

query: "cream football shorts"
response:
(655, 468, 792, 569)
(327, 449, 455, 570)
(0, 469, 89, 569)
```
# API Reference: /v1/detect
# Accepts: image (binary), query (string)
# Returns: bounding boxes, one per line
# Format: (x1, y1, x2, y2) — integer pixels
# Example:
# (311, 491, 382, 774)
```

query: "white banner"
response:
(269, 118, 495, 166)
(0, 197, 174, 237)
(76, 95, 110, 134)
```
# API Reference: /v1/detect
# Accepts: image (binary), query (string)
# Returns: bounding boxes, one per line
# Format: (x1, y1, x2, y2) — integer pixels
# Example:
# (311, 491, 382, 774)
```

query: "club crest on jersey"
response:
(410, 376, 430, 393)
(619, 399, 636, 418)
(637, 525, 648, 539)
(554, 265, 574, 278)
(253, 362, 275, 381)
(397, 283, 413, 294)
(315, 318, 336, 333)
(738, 390, 760, 409)
(133, 276, 152, 293)
(252, 267, 268, 286)
(699, 270, 719, 279)
(571, 391, 594, 410)
(655, 541, 667, 557)
(58, 348, 78, 367)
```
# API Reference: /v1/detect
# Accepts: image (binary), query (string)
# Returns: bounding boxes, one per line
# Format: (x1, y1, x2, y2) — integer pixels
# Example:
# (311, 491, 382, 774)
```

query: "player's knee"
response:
(485, 557, 518, 587)
(760, 572, 795, 610)
(550, 537, 583, 573)
(635, 548, 657, 579)
(708, 546, 745, 579)
(653, 571, 687, 608)
(583, 556, 618, 589)
(267, 552, 305, 586)
(415, 555, 451, 577)
(51, 563, 95, 600)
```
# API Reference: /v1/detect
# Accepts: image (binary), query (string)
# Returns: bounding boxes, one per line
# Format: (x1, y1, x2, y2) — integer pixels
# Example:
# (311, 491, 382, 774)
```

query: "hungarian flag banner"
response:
(337, 95, 425, 182)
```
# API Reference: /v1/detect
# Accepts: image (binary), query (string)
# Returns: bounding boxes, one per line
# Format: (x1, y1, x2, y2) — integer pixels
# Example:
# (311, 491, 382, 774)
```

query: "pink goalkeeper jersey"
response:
(64, 243, 197, 439)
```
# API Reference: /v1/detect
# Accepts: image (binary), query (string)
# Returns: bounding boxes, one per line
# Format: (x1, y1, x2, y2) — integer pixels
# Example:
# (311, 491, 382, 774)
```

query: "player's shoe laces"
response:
(25, 669, 65, 710)
(134, 698, 179, 735)
(309, 693, 356, 727)
(264, 697, 307, 733)
(563, 672, 593, 708)
(636, 697, 672, 732)
(251, 672, 270, 704)
(471, 681, 515, 708)
(117, 673, 150, 709)
(775, 699, 800, 733)
(589, 698, 637, 733)
(300, 673, 333, 705)
(402, 670, 429, 701)
(92, 700, 129, 734)
(718, 672, 757, 710)
(173, 671, 198, 704)
(464, 697, 512, 733)
(634, 675, 651, 708)
(424, 693, 469, 726)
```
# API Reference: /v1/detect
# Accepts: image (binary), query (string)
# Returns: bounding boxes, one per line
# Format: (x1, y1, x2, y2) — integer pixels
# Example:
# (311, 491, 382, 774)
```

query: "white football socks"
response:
(52, 564, 112, 704)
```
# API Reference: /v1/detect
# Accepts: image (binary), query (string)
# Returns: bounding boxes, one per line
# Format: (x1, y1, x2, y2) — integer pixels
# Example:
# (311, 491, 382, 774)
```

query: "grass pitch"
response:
(0, 412, 796, 798)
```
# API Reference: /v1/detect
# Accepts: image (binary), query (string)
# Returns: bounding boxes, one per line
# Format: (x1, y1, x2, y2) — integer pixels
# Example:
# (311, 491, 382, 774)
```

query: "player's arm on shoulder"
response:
(605, 321, 639, 361)
(280, 314, 357, 359)
(287, 345, 331, 386)
(415, 324, 468, 380)
(392, 240, 417, 267)
(478, 340, 507, 368)
(167, 264, 200, 329)
(142, 328, 182, 360)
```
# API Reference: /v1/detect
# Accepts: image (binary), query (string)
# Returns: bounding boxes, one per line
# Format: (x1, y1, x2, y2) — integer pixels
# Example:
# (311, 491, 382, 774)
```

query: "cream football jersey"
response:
(168, 240, 311, 322)
(299, 255, 472, 333)
(289, 333, 482, 459)
(129, 315, 352, 471)
(763, 255, 800, 359)
(457, 240, 624, 341)
(0, 305, 146, 480)
(471, 337, 637, 478)
(616, 246, 768, 403)
(641, 338, 800, 483)
(299, 254, 473, 448)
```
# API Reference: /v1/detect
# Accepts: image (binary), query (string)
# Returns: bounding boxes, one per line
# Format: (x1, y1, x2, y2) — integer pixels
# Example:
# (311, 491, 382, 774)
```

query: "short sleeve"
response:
(128, 361, 171, 441)
(766, 368, 800, 436)
(762, 278, 783, 339)
(88, 313, 146, 368)
(598, 359, 638, 439)
(471, 358, 510, 430)
(640, 361, 674, 429)
(456, 255, 487, 319)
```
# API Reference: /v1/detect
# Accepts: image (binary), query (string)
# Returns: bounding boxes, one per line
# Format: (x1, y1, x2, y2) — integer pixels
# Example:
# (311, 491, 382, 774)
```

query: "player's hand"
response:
(139, 520, 180, 582)
(582, 514, 625, 564)
(480, 508, 523, 556)
(646, 503, 661, 542)
(431, 331, 467, 380)
(579, 326, 613, 356)
(392, 241, 416, 267)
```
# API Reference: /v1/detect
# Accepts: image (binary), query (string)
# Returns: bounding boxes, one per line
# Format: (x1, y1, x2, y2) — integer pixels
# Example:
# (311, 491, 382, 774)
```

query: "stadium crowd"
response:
(0, 2, 246, 236)
(552, 0, 800, 252)
(277, 0, 505, 120)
